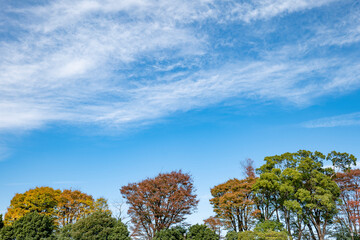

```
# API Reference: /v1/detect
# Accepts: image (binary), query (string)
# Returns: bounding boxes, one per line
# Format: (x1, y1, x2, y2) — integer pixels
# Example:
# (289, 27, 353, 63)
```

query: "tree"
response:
(327, 151, 356, 174)
(187, 224, 219, 240)
(94, 197, 112, 215)
(238, 230, 288, 240)
(153, 226, 186, 240)
(4, 187, 105, 227)
(120, 170, 199, 239)
(225, 231, 238, 240)
(56, 189, 96, 226)
(210, 160, 258, 232)
(69, 211, 130, 240)
(335, 169, 360, 239)
(56, 224, 73, 240)
(5, 187, 61, 225)
(237, 220, 288, 240)
(254, 150, 346, 240)
(0, 212, 55, 240)
(204, 216, 222, 237)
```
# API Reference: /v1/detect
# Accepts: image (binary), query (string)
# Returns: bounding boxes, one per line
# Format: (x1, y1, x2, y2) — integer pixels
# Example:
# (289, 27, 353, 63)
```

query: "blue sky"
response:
(1, 0, 360, 224)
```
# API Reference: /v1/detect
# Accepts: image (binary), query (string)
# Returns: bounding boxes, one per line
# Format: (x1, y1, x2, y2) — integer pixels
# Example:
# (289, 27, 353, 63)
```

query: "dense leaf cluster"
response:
(4, 187, 109, 226)
(212, 150, 358, 240)
(0, 211, 130, 240)
(153, 224, 219, 240)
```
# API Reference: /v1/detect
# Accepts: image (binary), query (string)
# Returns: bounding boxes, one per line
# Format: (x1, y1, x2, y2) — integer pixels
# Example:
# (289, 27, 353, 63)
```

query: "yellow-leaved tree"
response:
(5, 186, 60, 225)
(4, 187, 111, 226)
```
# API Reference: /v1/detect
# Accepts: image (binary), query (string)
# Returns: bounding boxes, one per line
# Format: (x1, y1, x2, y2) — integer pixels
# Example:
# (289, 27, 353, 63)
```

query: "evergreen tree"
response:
(70, 211, 130, 240)
(187, 224, 218, 240)
(0, 212, 54, 240)
(153, 226, 186, 240)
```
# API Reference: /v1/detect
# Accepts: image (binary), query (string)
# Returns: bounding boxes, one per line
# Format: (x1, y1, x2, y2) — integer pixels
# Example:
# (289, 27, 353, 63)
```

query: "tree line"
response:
(0, 150, 358, 240)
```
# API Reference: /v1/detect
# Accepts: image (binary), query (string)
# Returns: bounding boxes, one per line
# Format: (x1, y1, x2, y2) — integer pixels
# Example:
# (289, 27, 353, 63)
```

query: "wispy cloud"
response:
(302, 112, 360, 128)
(226, 0, 339, 23)
(0, 0, 358, 132)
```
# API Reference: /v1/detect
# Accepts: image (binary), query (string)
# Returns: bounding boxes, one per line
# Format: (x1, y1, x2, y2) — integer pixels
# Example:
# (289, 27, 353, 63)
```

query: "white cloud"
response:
(312, 10, 360, 47)
(228, 0, 338, 22)
(302, 112, 360, 128)
(0, 0, 356, 132)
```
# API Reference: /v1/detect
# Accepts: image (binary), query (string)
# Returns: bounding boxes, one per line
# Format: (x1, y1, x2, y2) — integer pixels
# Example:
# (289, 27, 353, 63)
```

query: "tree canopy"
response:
(5, 187, 60, 225)
(210, 159, 258, 232)
(187, 224, 219, 240)
(121, 170, 198, 239)
(0, 212, 55, 240)
(153, 226, 186, 240)
(4, 187, 110, 227)
(253, 150, 355, 240)
(67, 211, 130, 240)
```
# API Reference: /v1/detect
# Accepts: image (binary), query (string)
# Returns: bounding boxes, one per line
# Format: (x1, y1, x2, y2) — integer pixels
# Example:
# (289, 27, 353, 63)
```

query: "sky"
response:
(0, 0, 360, 225)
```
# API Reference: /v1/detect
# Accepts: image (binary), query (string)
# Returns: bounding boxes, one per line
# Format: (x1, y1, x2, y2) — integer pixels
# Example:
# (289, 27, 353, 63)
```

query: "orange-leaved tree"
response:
(56, 189, 97, 226)
(204, 216, 222, 237)
(120, 170, 198, 239)
(335, 169, 360, 237)
(210, 159, 259, 232)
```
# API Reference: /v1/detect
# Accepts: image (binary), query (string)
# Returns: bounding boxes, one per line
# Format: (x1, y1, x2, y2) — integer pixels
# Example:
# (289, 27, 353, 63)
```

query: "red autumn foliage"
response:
(120, 170, 198, 239)
(335, 169, 360, 235)
(204, 216, 222, 236)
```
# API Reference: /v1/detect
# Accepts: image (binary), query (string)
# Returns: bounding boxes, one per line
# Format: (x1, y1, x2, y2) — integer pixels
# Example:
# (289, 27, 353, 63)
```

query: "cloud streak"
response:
(302, 112, 360, 128)
(0, 0, 358, 132)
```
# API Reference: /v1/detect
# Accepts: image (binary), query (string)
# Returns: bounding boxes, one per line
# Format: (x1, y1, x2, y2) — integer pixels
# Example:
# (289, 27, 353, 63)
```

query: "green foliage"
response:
(329, 223, 360, 240)
(225, 231, 238, 240)
(253, 220, 284, 233)
(56, 224, 72, 240)
(153, 226, 186, 240)
(69, 211, 130, 240)
(327, 151, 357, 173)
(254, 150, 343, 239)
(236, 220, 288, 240)
(187, 224, 219, 240)
(254, 231, 288, 240)
(0, 225, 14, 240)
(0, 212, 55, 240)
(238, 231, 288, 240)
(238, 231, 257, 240)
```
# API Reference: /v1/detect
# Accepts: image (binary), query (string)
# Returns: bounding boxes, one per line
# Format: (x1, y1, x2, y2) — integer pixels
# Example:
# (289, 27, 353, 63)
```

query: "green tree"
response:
(254, 150, 346, 240)
(56, 224, 72, 240)
(70, 211, 130, 240)
(253, 220, 284, 233)
(187, 224, 219, 240)
(0, 225, 14, 240)
(153, 226, 186, 240)
(225, 231, 239, 240)
(237, 231, 257, 240)
(0, 212, 55, 240)
(237, 221, 288, 240)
